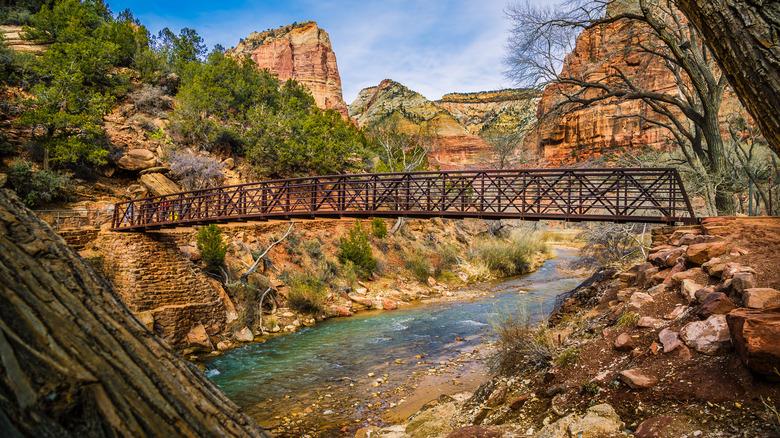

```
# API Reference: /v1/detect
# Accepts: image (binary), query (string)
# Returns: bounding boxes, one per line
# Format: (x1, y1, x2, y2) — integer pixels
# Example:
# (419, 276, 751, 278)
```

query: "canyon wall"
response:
(229, 21, 349, 118)
(349, 80, 539, 169)
(527, 7, 744, 166)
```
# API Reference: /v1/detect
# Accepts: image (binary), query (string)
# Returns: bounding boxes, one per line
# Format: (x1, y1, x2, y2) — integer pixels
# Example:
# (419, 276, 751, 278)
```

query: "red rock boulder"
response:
(727, 306, 780, 381)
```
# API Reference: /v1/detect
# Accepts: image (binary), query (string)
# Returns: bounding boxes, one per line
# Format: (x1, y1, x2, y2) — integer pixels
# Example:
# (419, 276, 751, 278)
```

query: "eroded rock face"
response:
(536, 403, 627, 437)
(230, 22, 348, 118)
(727, 306, 780, 381)
(526, 12, 742, 166)
(0, 189, 269, 437)
(349, 79, 539, 169)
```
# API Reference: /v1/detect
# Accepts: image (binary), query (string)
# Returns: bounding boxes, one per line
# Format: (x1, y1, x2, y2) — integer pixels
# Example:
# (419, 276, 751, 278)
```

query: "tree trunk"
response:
(676, 0, 780, 157)
(0, 189, 271, 437)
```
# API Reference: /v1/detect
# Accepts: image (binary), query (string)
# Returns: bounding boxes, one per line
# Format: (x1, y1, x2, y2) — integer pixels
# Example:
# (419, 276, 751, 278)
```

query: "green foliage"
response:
(15, 0, 151, 168)
(244, 81, 372, 177)
(338, 221, 377, 279)
(472, 231, 551, 277)
(0, 0, 47, 25)
(616, 311, 640, 328)
(583, 381, 600, 396)
(6, 160, 69, 207)
(554, 347, 579, 368)
(0, 133, 13, 157)
(153, 27, 206, 76)
(371, 217, 387, 239)
(196, 224, 227, 274)
(284, 271, 328, 314)
(302, 238, 324, 260)
(405, 253, 431, 282)
(489, 305, 554, 375)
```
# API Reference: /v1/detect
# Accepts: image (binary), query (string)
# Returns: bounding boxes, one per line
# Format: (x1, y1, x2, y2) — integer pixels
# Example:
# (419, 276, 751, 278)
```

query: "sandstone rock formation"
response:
(526, 6, 744, 166)
(349, 79, 539, 169)
(230, 21, 348, 118)
(0, 189, 270, 437)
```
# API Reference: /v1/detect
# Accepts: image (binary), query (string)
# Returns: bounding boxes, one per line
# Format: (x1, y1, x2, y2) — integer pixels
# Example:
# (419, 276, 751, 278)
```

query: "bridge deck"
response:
(111, 168, 697, 231)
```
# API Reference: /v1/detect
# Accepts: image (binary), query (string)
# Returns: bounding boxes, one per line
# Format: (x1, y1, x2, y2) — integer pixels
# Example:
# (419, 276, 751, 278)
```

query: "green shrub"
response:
(434, 243, 459, 276)
(371, 217, 387, 239)
(285, 272, 328, 314)
(6, 160, 69, 207)
(616, 311, 640, 328)
(555, 347, 579, 368)
(338, 220, 376, 278)
(196, 224, 227, 274)
(472, 231, 551, 277)
(405, 253, 432, 282)
(302, 238, 324, 260)
(489, 305, 554, 375)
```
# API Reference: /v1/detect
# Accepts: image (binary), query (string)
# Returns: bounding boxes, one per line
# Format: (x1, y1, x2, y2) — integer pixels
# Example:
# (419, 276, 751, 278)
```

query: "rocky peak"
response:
(349, 80, 538, 169)
(229, 21, 348, 118)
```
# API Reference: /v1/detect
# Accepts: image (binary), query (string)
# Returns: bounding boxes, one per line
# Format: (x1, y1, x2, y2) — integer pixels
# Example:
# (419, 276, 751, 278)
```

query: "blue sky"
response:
(108, 0, 547, 103)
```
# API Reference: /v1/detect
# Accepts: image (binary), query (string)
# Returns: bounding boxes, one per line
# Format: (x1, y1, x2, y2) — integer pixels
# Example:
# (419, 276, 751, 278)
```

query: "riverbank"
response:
(178, 217, 566, 358)
(363, 217, 780, 438)
(200, 250, 586, 437)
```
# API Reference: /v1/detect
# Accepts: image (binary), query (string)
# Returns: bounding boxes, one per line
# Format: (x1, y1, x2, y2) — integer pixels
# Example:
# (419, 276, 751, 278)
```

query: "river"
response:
(202, 250, 585, 436)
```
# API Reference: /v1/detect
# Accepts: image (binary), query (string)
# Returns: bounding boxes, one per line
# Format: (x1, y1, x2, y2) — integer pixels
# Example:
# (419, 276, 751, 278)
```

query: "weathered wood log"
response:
(0, 189, 271, 437)
(676, 0, 780, 156)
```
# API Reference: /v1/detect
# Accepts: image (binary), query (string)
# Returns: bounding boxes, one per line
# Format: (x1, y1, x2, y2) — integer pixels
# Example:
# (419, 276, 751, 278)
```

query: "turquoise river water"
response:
(202, 251, 584, 436)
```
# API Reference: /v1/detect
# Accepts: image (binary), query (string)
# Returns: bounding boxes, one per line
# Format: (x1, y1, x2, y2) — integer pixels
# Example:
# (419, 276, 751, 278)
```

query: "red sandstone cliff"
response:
(229, 22, 349, 118)
(527, 13, 743, 166)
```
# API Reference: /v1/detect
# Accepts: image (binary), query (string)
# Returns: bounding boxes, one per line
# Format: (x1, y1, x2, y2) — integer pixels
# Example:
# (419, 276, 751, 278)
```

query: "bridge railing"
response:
(111, 168, 697, 231)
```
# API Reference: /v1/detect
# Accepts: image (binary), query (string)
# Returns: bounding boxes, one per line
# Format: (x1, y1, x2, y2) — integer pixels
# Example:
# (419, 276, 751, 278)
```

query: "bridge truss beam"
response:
(111, 168, 697, 231)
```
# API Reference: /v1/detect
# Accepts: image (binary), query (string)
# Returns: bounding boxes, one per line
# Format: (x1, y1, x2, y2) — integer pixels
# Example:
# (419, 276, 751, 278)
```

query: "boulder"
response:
(680, 279, 701, 303)
(222, 157, 235, 169)
(635, 263, 658, 288)
(701, 257, 726, 277)
(658, 328, 681, 353)
(126, 184, 149, 199)
(743, 288, 780, 309)
(696, 292, 735, 318)
(721, 262, 742, 280)
(648, 247, 685, 268)
(680, 314, 732, 355)
(669, 267, 703, 286)
(614, 333, 635, 351)
(536, 403, 625, 438)
(508, 394, 529, 410)
(628, 292, 654, 309)
(732, 272, 757, 295)
(328, 306, 353, 317)
(694, 285, 715, 302)
(662, 263, 686, 285)
(727, 306, 780, 381)
(233, 327, 254, 342)
(117, 149, 157, 171)
(663, 305, 688, 320)
(382, 299, 398, 310)
(179, 245, 201, 261)
(686, 241, 729, 265)
(187, 323, 214, 351)
(619, 369, 658, 389)
(637, 316, 661, 328)
(348, 293, 374, 308)
(140, 173, 181, 197)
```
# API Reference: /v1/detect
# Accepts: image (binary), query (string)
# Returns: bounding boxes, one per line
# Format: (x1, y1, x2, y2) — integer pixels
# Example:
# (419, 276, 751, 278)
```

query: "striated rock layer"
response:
(349, 79, 539, 169)
(527, 10, 743, 166)
(229, 21, 349, 118)
(0, 189, 269, 437)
